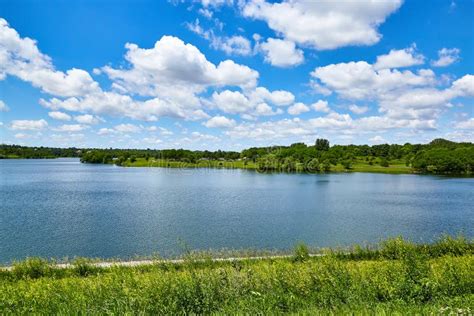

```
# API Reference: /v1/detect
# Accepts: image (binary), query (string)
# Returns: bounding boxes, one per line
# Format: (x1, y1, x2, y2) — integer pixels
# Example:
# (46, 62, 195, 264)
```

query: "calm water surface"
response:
(1, 158, 473, 263)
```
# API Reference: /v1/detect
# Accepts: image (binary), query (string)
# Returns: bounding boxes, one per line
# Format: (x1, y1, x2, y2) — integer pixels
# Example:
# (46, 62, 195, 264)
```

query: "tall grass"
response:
(1, 236, 473, 314)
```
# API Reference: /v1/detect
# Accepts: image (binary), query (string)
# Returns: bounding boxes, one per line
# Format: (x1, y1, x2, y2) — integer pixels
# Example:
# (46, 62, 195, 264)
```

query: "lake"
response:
(0, 158, 473, 263)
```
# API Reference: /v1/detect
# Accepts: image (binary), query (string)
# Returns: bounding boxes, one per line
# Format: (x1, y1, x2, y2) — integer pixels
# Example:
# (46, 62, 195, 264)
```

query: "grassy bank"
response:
(1, 236, 473, 314)
(122, 157, 414, 174)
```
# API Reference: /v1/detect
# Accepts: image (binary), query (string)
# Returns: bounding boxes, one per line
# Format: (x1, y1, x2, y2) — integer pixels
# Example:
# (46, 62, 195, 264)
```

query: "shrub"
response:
(12, 257, 51, 279)
(73, 258, 98, 277)
(293, 243, 310, 262)
(380, 158, 389, 167)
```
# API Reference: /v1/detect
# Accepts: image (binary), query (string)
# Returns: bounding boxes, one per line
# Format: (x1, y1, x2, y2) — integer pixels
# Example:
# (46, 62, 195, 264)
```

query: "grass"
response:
(1, 236, 472, 314)
(123, 157, 415, 175)
(123, 158, 258, 170)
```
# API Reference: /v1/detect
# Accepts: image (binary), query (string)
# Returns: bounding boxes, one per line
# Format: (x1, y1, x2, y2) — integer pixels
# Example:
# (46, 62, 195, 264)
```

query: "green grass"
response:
(123, 158, 258, 170)
(123, 157, 415, 174)
(1, 236, 472, 314)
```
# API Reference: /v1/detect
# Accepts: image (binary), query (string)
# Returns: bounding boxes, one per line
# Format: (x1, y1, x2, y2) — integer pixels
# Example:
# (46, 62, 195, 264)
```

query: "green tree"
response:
(315, 138, 330, 151)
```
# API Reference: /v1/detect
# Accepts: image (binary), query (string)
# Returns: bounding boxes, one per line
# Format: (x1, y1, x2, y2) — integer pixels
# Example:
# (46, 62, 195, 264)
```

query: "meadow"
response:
(1, 236, 472, 314)
(122, 157, 414, 174)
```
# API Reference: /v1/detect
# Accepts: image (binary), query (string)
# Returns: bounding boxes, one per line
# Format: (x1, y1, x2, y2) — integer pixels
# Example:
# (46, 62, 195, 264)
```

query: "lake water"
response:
(0, 158, 473, 263)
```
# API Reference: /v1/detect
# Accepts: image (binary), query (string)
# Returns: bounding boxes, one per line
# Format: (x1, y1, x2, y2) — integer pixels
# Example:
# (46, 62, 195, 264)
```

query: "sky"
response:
(0, 0, 473, 150)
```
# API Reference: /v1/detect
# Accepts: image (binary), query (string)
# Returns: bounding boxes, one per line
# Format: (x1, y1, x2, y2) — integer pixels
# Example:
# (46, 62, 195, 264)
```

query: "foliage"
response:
(293, 243, 310, 262)
(3, 138, 473, 175)
(380, 157, 390, 167)
(315, 138, 330, 151)
(1, 237, 473, 314)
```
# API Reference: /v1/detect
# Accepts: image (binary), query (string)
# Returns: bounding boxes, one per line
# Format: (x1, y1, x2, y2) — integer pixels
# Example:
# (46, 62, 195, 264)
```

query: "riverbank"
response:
(120, 157, 415, 174)
(1, 237, 472, 314)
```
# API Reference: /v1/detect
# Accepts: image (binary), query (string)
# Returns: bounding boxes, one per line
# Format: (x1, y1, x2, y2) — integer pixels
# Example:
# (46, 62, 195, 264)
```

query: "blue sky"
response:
(0, 0, 473, 150)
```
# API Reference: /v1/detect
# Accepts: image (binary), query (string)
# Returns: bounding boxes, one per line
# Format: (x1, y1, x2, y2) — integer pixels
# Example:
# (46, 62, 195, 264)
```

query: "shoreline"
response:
(0, 253, 325, 271)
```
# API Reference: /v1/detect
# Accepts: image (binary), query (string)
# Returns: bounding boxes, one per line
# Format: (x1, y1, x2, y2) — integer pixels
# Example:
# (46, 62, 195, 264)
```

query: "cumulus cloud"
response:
(242, 0, 402, 50)
(258, 38, 304, 67)
(349, 104, 369, 114)
(53, 124, 87, 132)
(102, 35, 258, 98)
(224, 110, 443, 143)
(247, 87, 295, 106)
(97, 128, 117, 135)
(0, 19, 99, 97)
(11, 119, 48, 130)
(255, 102, 283, 116)
(204, 115, 236, 128)
(308, 58, 474, 125)
(74, 114, 103, 125)
(369, 135, 386, 144)
(311, 100, 330, 113)
(208, 87, 291, 117)
(374, 45, 425, 70)
(211, 90, 252, 114)
(311, 61, 436, 100)
(48, 111, 71, 121)
(114, 123, 141, 133)
(287, 102, 310, 115)
(456, 118, 474, 129)
(431, 48, 460, 67)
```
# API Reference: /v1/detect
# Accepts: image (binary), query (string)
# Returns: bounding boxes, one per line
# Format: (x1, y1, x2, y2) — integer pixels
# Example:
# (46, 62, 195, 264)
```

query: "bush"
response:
(380, 158, 389, 167)
(293, 243, 310, 262)
(379, 237, 417, 260)
(73, 258, 98, 277)
(12, 257, 51, 279)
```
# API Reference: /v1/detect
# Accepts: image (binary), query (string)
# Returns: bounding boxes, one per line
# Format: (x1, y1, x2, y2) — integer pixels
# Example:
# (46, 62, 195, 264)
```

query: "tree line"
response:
(1, 138, 473, 174)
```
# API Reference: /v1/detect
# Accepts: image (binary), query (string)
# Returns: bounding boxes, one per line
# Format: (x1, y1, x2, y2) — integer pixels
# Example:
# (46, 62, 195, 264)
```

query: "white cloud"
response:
(208, 88, 291, 117)
(311, 100, 330, 113)
(114, 123, 141, 133)
(14, 133, 29, 139)
(211, 90, 252, 114)
(369, 135, 386, 144)
(456, 118, 474, 129)
(204, 115, 236, 128)
(225, 110, 443, 143)
(147, 126, 173, 135)
(187, 19, 252, 56)
(200, 0, 232, 7)
(40, 91, 206, 122)
(451, 74, 474, 96)
(11, 119, 48, 130)
(143, 137, 163, 145)
(258, 38, 304, 67)
(349, 104, 369, 114)
(74, 114, 103, 125)
(102, 35, 258, 98)
(198, 8, 213, 18)
(0, 100, 9, 112)
(53, 124, 87, 132)
(255, 102, 282, 116)
(0, 19, 99, 97)
(311, 61, 436, 100)
(287, 102, 310, 115)
(308, 59, 474, 127)
(247, 87, 295, 106)
(242, 0, 402, 50)
(212, 35, 252, 56)
(431, 48, 460, 67)
(97, 128, 117, 135)
(48, 111, 71, 121)
(374, 45, 424, 70)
